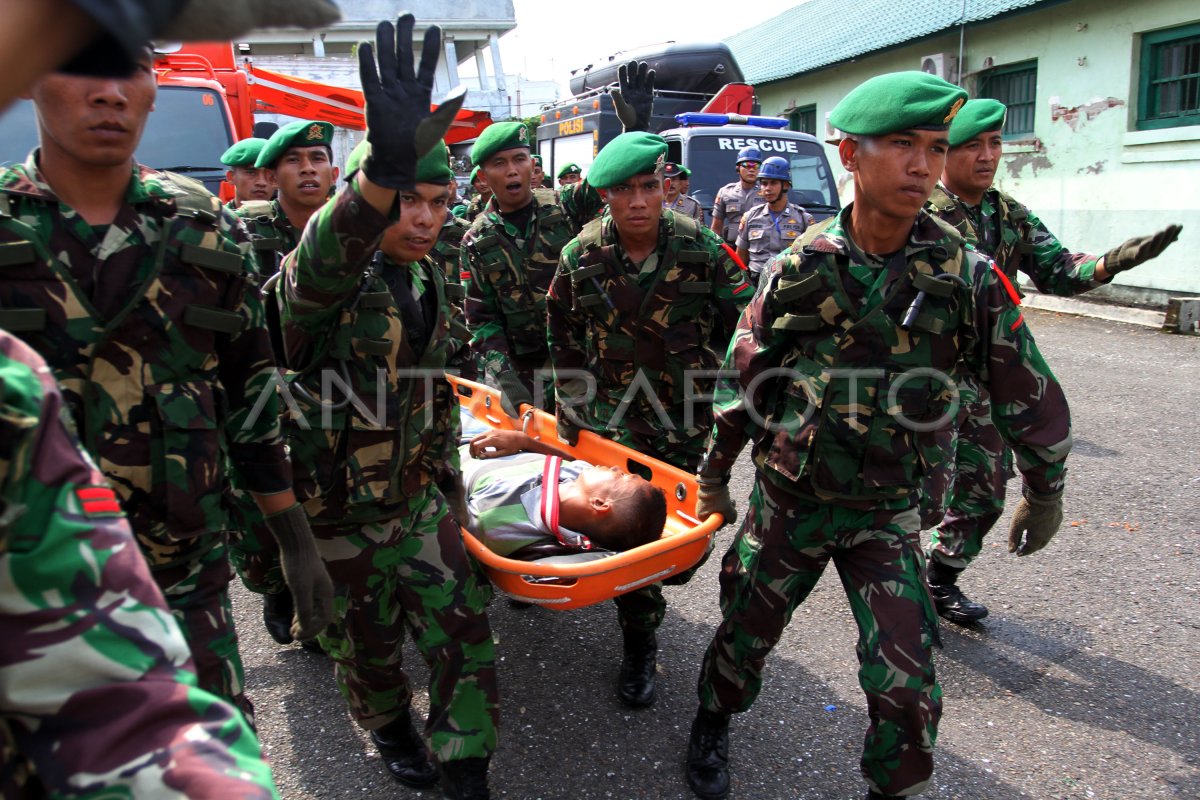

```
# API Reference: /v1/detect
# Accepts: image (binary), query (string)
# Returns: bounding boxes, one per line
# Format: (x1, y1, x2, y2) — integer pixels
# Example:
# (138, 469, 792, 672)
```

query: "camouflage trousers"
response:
(226, 489, 285, 596)
(151, 537, 253, 724)
(697, 477, 943, 796)
(312, 485, 498, 763)
(921, 385, 1014, 571)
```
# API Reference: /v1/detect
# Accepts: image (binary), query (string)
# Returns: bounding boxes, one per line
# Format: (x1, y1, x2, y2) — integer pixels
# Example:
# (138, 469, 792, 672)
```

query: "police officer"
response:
(557, 162, 582, 186)
(274, 16, 496, 798)
(0, 330, 278, 797)
(0, 46, 332, 720)
(735, 155, 815, 281)
(710, 145, 764, 245)
(546, 131, 752, 709)
(219, 136, 273, 208)
(683, 72, 1073, 800)
(663, 161, 704, 223)
(921, 98, 1182, 624)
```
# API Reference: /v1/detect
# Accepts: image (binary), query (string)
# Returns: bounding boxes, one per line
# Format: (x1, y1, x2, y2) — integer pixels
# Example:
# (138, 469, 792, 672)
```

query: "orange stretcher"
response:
(450, 376, 723, 610)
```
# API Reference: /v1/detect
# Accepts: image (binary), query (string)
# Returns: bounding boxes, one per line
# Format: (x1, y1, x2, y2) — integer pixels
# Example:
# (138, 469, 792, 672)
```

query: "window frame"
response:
(788, 104, 817, 136)
(1137, 22, 1200, 131)
(978, 59, 1038, 140)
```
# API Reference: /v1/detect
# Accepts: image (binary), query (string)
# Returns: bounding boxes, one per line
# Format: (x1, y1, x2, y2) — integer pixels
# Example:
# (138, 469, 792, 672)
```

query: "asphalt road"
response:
(233, 308, 1200, 800)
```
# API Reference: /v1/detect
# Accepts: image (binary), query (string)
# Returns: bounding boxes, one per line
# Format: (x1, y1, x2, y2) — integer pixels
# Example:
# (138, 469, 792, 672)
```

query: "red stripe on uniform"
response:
(990, 262, 1026, 330)
(732, 282, 752, 295)
(1011, 313, 1025, 332)
(77, 486, 117, 501)
(83, 500, 123, 514)
(460, 271, 471, 281)
(721, 243, 748, 272)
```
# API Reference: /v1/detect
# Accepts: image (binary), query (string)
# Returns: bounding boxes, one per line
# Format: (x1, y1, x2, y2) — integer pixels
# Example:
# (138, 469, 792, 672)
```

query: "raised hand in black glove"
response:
(358, 14, 466, 190)
(610, 60, 656, 133)
(1103, 223, 1182, 275)
(497, 371, 534, 419)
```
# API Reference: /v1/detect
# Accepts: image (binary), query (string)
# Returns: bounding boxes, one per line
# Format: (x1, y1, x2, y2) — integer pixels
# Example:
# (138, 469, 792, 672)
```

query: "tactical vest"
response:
(282, 252, 459, 524)
(0, 172, 252, 552)
(753, 219, 976, 503)
(568, 211, 720, 420)
(465, 188, 575, 363)
(431, 216, 469, 311)
(236, 199, 297, 278)
(928, 186, 1034, 290)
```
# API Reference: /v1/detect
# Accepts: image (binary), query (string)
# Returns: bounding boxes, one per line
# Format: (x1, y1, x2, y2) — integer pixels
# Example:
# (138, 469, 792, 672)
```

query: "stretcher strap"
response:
(541, 455, 591, 551)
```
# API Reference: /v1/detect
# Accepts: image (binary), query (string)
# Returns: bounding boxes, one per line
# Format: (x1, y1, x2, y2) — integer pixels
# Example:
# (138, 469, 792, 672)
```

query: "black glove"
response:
(263, 504, 334, 640)
(439, 472, 470, 528)
(1103, 223, 1182, 275)
(695, 479, 737, 527)
(357, 14, 467, 190)
(1007, 488, 1064, 557)
(610, 60, 656, 133)
(496, 371, 534, 419)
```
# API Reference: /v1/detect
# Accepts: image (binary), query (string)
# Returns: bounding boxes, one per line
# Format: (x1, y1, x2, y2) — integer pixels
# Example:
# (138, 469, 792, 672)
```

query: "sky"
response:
(458, 0, 798, 97)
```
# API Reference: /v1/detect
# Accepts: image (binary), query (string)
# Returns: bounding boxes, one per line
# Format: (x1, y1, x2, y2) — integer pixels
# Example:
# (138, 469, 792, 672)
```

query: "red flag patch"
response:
(76, 486, 123, 516)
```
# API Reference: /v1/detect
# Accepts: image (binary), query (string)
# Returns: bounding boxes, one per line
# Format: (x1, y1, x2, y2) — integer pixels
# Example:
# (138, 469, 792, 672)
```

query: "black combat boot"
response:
(261, 589, 294, 645)
(369, 710, 438, 788)
(440, 756, 491, 800)
(927, 561, 989, 624)
(685, 706, 731, 799)
(617, 627, 657, 707)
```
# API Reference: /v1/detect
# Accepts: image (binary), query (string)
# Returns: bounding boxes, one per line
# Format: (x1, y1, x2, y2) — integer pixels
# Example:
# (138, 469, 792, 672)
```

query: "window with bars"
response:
(979, 60, 1037, 138)
(1138, 23, 1200, 130)
(788, 104, 817, 136)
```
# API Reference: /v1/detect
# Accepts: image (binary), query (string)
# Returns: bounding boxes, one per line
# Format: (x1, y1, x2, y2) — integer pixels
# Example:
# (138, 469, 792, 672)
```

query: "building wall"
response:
(753, 0, 1199, 301)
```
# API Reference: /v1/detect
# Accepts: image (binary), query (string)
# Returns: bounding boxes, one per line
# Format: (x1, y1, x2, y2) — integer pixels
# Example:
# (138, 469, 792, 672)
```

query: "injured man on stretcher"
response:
(459, 410, 667, 562)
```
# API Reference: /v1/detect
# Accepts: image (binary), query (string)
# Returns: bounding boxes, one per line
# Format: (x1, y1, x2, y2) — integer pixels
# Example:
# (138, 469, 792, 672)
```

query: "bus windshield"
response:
(683, 135, 840, 218)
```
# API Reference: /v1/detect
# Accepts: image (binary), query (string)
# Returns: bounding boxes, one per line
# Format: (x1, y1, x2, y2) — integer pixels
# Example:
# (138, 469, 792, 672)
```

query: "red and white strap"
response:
(540, 455, 592, 550)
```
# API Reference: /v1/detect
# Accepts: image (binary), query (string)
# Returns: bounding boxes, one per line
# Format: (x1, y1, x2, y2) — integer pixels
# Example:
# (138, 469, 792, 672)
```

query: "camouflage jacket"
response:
(0, 154, 290, 566)
(277, 179, 466, 526)
(546, 210, 753, 442)
(713, 180, 765, 243)
(235, 198, 302, 278)
(737, 202, 815, 274)
(463, 193, 488, 223)
(0, 332, 277, 798)
(699, 207, 1071, 507)
(460, 184, 603, 386)
(926, 184, 1105, 297)
(432, 213, 470, 314)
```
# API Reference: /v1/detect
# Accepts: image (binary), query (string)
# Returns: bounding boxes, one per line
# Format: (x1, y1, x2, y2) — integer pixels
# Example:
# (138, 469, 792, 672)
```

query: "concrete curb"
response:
(1022, 293, 1165, 328)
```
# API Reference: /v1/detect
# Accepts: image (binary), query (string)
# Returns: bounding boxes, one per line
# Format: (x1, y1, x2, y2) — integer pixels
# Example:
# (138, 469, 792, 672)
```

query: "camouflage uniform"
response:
(432, 213, 470, 311)
(921, 184, 1102, 570)
(665, 193, 704, 224)
(0, 331, 277, 798)
(712, 181, 765, 245)
(463, 193, 488, 223)
(276, 178, 498, 762)
(736, 202, 814, 278)
(460, 184, 603, 400)
(546, 209, 752, 632)
(695, 208, 1071, 796)
(0, 153, 292, 719)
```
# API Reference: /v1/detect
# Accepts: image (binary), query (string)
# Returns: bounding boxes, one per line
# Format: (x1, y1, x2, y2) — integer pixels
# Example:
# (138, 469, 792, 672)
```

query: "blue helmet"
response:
(735, 146, 761, 166)
(758, 156, 791, 183)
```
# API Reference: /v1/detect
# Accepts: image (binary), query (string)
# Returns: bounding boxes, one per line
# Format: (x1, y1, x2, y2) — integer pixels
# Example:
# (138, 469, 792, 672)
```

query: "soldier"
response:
(710, 145, 764, 245)
(463, 166, 491, 222)
(546, 131, 752, 708)
(274, 16, 496, 799)
(735, 156, 815, 281)
(557, 162, 582, 186)
(530, 153, 548, 188)
(663, 161, 704, 223)
(0, 330, 278, 798)
(0, 47, 332, 720)
(683, 72, 1073, 800)
(219, 136, 273, 208)
(921, 98, 1182, 624)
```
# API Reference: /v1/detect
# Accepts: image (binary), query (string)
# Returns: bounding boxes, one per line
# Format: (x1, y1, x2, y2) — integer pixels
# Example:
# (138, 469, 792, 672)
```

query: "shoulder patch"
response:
(75, 485, 124, 517)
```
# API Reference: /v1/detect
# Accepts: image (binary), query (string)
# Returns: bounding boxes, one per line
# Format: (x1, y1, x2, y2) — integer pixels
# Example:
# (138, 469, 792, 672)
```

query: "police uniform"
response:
(685, 72, 1073, 800)
(546, 131, 752, 708)
(712, 179, 764, 245)
(0, 151, 294, 720)
(0, 331, 277, 798)
(736, 202, 814, 277)
(276, 139, 498, 775)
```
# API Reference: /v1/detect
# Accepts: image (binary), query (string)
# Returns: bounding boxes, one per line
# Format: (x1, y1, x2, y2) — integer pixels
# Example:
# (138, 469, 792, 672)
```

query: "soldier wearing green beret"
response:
(530, 153, 548, 189)
(546, 130, 752, 710)
(663, 161, 704, 223)
(219, 136, 274, 208)
(684, 71, 1074, 800)
(273, 16, 496, 798)
(557, 162, 582, 186)
(463, 165, 491, 222)
(921, 98, 1182, 625)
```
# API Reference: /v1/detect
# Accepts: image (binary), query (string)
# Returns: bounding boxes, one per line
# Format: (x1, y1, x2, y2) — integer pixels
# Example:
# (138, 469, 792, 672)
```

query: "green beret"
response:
(663, 162, 691, 180)
(220, 137, 267, 168)
(531, 154, 543, 168)
(470, 121, 530, 166)
(255, 119, 334, 168)
(345, 138, 455, 185)
(470, 166, 481, 183)
(829, 71, 968, 136)
(587, 133, 667, 189)
(949, 99, 1007, 147)
(557, 162, 582, 179)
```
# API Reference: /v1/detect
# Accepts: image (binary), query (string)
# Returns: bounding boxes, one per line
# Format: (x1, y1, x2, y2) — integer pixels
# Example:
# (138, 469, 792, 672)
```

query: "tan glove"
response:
(1103, 223, 1182, 275)
(1007, 488, 1064, 557)
(263, 504, 334, 640)
(161, 0, 341, 42)
(696, 481, 737, 527)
